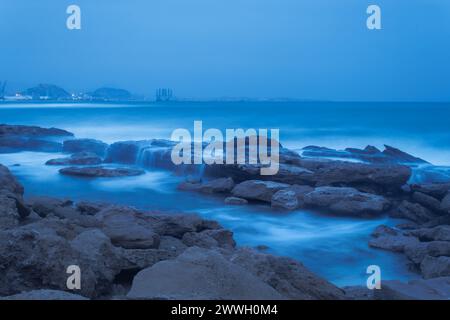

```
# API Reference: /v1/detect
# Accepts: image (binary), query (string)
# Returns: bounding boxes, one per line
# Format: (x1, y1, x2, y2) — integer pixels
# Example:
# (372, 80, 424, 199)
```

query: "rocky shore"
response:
(1, 124, 449, 299)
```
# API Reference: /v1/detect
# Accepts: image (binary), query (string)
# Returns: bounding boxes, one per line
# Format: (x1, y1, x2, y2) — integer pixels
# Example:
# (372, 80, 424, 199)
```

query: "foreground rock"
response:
(59, 166, 145, 178)
(374, 277, 450, 300)
(1, 290, 89, 300)
(46, 152, 102, 166)
(304, 187, 390, 216)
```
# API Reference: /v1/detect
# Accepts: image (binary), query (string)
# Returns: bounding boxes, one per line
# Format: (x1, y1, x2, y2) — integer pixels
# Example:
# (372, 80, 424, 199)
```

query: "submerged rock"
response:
(59, 166, 145, 177)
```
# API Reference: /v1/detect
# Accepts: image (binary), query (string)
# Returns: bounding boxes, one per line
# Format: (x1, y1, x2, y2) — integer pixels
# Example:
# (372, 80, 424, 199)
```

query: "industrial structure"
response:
(0, 81, 6, 100)
(155, 88, 173, 102)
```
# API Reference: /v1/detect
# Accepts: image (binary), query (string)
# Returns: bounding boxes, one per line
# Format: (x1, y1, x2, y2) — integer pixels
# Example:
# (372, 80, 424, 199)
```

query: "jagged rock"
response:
(304, 187, 389, 216)
(374, 277, 450, 300)
(420, 256, 450, 279)
(63, 139, 109, 157)
(412, 192, 442, 213)
(224, 196, 248, 205)
(1, 289, 89, 300)
(127, 247, 284, 300)
(59, 166, 145, 178)
(390, 200, 437, 224)
(46, 152, 102, 166)
(271, 189, 299, 210)
(231, 180, 290, 202)
(96, 206, 160, 249)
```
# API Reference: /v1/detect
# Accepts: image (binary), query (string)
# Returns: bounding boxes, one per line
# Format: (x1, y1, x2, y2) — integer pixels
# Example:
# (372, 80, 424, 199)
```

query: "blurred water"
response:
(2, 100, 445, 286)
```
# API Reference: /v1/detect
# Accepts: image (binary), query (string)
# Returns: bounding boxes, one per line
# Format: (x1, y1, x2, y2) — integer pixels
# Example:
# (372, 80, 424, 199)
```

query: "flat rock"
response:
(374, 277, 450, 300)
(46, 152, 102, 166)
(304, 187, 389, 216)
(224, 196, 248, 205)
(59, 166, 145, 178)
(63, 139, 109, 157)
(1, 289, 88, 300)
(231, 180, 290, 202)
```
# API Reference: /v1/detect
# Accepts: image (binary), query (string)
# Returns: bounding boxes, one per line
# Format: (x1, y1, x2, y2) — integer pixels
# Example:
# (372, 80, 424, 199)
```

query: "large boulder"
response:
(303, 187, 389, 216)
(63, 139, 109, 157)
(127, 247, 284, 300)
(231, 180, 290, 203)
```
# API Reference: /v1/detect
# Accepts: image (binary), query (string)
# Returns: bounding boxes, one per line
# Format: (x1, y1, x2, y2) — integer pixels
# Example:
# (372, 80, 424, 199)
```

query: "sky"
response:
(0, 0, 449, 101)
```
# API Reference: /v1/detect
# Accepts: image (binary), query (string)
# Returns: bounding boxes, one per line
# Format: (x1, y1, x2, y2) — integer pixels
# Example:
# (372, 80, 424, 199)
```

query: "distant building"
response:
(0, 81, 6, 100)
(156, 88, 173, 102)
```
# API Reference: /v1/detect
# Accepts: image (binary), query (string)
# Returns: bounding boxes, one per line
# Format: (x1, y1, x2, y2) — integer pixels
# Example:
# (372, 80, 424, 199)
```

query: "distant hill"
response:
(91, 87, 131, 101)
(23, 84, 70, 100)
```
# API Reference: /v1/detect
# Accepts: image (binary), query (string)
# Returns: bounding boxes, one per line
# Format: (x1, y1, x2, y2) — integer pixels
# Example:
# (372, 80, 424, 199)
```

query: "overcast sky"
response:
(1, 0, 449, 101)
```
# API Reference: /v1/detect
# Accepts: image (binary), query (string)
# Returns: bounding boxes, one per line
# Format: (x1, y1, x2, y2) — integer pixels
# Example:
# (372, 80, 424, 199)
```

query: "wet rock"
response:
(412, 192, 442, 213)
(304, 187, 389, 216)
(410, 183, 450, 200)
(46, 152, 102, 166)
(127, 247, 284, 300)
(420, 256, 450, 279)
(271, 189, 299, 210)
(409, 225, 450, 242)
(63, 139, 109, 157)
(178, 178, 235, 194)
(390, 200, 437, 224)
(374, 277, 450, 300)
(0, 164, 24, 196)
(231, 180, 290, 203)
(59, 166, 145, 178)
(1, 290, 89, 300)
(224, 196, 248, 205)
(0, 124, 73, 137)
(369, 225, 419, 252)
(227, 248, 345, 300)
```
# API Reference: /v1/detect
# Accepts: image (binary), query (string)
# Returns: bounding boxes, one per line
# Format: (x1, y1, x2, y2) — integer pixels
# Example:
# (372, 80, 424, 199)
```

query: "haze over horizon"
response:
(1, 0, 449, 101)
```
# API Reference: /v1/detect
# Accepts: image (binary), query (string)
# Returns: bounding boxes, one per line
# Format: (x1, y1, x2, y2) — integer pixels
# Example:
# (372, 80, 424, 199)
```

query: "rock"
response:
(420, 256, 450, 279)
(224, 196, 248, 205)
(342, 286, 374, 300)
(0, 137, 63, 153)
(410, 183, 450, 199)
(127, 247, 284, 300)
(0, 124, 73, 137)
(63, 139, 109, 157)
(410, 225, 450, 242)
(182, 229, 236, 249)
(59, 166, 145, 178)
(427, 241, 450, 257)
(412, 192, 442, 213)
(381, 145, 429, 164)
(46, 152, 102, 166)
(118, 248, 173, 271)
(150, 214, 209, 239)
(97, 206, 160, 249)
(369, 225, 419, 252)
(1, 289, 89, 300)
(390, 200, 436, 224)
(0, 194, 20, 229)
(227, 248, 345, 300)
(374, 277, 450, 300)
(158, 236, 187, 256)
(271, 189, 299, 210)
(0, 164, 24, 196)
(231, 180, 290, 203)
(26, 196, 74, 218)
(404, 242, 429, 264)
(178, 178, 235, 194)
(304, 187, 389, 216)
(76, 201, 108, 215)
(440, 193, 450, 213)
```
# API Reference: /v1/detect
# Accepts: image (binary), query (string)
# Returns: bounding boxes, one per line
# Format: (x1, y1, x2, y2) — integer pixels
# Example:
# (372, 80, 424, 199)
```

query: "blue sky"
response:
(1, 0, 449, 101)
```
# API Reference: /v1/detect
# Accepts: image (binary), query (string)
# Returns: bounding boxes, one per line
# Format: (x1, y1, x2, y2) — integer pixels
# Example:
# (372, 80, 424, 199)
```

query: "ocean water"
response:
(2, 100, 450, 286)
